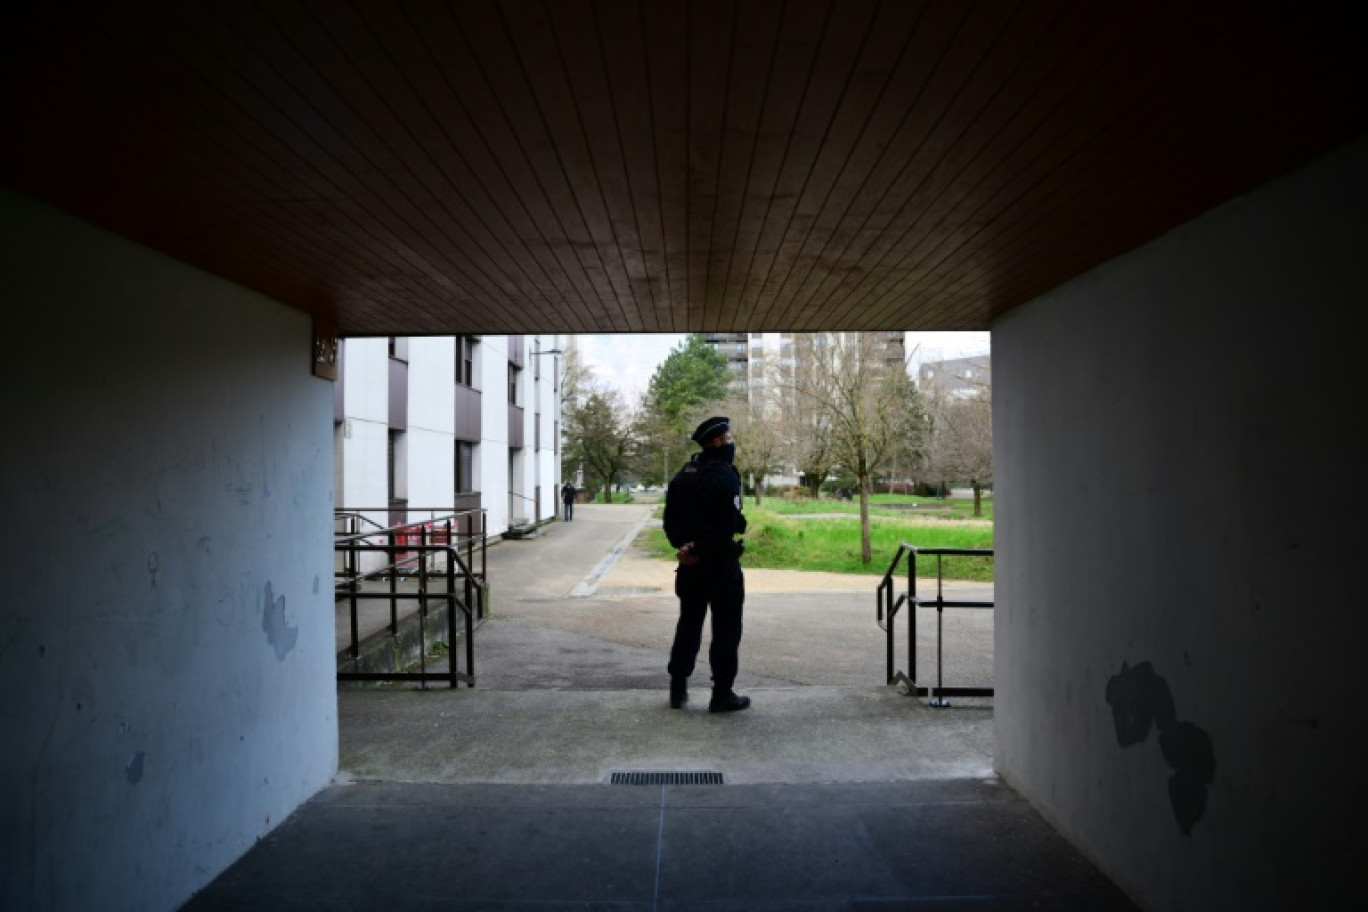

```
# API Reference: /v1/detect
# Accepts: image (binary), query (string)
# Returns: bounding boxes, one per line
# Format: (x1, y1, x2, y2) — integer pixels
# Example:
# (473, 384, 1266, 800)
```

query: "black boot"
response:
(708, 690, 751, 713)
(669, 678, 689, 709)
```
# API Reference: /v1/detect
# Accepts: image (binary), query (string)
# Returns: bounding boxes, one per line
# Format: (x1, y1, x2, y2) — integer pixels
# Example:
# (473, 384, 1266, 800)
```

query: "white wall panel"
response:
(406, 336, 455, 436)
(0, 189, 337, 912)
(477, 336, 509, 534)
(993, 136, 1367, 912)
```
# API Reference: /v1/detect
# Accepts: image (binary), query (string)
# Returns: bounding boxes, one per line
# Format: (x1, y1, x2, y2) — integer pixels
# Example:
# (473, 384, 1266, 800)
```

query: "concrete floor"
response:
(181, 504, 1141, 911)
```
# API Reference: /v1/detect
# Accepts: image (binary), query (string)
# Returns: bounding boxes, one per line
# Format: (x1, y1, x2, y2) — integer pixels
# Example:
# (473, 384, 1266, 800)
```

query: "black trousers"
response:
(563, 501, 573, 520)
(668, 560, 745, 692)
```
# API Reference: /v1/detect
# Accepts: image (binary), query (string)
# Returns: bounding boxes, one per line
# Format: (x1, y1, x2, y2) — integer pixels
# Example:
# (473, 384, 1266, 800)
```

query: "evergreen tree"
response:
(637, 334, 730, 483)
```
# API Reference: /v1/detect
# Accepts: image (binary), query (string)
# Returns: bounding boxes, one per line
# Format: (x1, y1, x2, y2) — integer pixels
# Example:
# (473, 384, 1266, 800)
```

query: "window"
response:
(455, 335, 477, 387)
(388, 337, 409, 362)
(508, 363, 521, 405)
(454, 441, 475, 494)
(388, 429, 407, 503)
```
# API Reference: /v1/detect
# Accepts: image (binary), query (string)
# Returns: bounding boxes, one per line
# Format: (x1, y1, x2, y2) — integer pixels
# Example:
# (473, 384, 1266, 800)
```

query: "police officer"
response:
(662, 416, 750, 712)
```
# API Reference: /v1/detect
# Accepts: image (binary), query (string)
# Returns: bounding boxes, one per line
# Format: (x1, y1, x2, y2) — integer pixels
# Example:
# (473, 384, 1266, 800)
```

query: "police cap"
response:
(691, 416, 730, 445)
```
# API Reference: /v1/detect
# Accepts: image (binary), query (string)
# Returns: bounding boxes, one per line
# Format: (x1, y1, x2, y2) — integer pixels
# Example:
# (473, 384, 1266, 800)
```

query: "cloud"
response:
(576, 331, 991, 398)
(904, 331, 991, 371)
(579, 333, 686, 404)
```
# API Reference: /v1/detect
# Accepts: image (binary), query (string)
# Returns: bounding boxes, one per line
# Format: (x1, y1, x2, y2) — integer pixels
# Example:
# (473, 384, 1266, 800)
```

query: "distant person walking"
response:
(560, 481, 578, 521)
(662, 416, 750, 713)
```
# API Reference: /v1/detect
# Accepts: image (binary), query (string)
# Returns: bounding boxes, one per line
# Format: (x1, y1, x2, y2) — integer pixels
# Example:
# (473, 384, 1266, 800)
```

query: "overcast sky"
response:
(575, 331, 991, 406)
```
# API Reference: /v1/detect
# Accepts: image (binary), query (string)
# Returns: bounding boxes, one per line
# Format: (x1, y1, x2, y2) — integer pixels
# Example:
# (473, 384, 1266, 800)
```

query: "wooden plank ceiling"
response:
(2, 0, 1365, 336)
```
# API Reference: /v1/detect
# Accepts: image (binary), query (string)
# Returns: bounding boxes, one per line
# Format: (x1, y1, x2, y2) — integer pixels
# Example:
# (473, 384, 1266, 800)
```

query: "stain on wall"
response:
(260, 581, 298, 661)
(1105, 660, 1216, 834)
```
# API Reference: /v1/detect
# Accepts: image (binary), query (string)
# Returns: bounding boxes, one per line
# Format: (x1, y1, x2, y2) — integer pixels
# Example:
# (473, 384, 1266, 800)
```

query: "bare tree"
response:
(790, 333, 927, 563)
(779, 341, 837, 498)
(727, 385, 784, 506)
(922, 367, 993, 515)
(558, 345, 593, 412)
(558, 346, 595, 486)
(562, 385, 638, 502)
(791, 423, 837, 499)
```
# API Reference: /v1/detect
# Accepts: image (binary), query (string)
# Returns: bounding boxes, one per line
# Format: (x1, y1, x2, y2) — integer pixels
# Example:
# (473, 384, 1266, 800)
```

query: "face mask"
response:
(717, 442, 736, 464)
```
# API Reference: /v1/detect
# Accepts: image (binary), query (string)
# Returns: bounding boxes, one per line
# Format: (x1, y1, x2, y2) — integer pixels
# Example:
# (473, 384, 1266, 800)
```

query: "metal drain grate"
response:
(610, 771, 724, 786)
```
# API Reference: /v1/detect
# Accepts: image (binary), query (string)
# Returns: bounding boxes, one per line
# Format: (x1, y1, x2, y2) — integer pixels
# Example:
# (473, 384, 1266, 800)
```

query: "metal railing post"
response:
(417, 525, 428, 688)
(930, 553, 950, 707)
(347, 529, 360, 660)
(882, 577, 894, 685)
(463, 514, 475, 622)
(907, 550, 918, 693)
(446, 539, 459, 688)
(387, 528, 398, 636)
(443, 518, 452, 579)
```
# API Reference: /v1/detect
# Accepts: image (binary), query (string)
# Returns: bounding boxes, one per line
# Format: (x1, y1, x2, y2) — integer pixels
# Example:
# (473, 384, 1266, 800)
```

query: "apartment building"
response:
(702, 331, 750, 392)
(333, 333, 564, 546)
(917, 354, 992, 401)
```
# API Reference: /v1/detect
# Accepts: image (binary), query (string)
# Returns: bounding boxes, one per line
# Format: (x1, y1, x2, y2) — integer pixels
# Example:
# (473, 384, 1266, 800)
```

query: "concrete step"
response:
(337, 685, 994, 785)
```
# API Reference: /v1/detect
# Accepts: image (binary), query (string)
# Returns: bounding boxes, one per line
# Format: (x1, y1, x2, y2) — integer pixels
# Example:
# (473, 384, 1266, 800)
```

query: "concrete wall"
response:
(0, 190, 338, 910)
(477, 336, 511, 533)
(337, 336, 389, 516)
(406, 336, 457, 517)
(531, 344, 561, 518)
(335, 337, 389, 572)
(993, 136, 1367, 911)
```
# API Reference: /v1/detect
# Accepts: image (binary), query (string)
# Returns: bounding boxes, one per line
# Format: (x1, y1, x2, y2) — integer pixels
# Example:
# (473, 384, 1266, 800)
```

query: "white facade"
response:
(334, 337, 390, 539)
(334, 332, 563, 542)
(527, 342, 563, 522)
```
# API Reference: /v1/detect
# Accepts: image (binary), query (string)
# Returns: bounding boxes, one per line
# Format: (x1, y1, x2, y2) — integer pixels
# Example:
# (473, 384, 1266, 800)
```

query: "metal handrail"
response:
(334, 510, 388, 534)
(876, 541, 994, 706)
(508, 491, 540, 524)
(336, 507, 488, 584)
(335, 541, 479, 688)
(334, 508, 488, 689)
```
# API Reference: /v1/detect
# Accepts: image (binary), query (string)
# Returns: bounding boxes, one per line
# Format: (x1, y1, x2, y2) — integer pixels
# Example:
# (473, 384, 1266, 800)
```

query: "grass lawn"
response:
(642, 494, 994, 581)
(582, 490, 640, 504)
(762, 492, 993, 523)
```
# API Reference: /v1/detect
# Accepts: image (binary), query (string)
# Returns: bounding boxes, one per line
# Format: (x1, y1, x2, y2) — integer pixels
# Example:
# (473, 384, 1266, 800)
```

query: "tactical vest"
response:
(664, 455, 742, 562)
(662, 457, 705, 548)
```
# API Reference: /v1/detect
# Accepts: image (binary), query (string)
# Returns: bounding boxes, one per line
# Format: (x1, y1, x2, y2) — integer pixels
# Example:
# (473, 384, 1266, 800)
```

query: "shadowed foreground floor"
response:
(183, 505, 1139, 910)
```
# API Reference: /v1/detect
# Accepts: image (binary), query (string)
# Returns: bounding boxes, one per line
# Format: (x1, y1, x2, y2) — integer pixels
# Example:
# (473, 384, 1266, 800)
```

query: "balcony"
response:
(508, 404, 524, 449)
(454, 384, 481, 442)
(388, 357, 408, 430)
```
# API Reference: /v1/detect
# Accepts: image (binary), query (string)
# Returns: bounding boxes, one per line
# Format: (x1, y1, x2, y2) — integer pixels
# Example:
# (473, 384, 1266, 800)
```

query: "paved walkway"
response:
(184, 505, 1140, 911)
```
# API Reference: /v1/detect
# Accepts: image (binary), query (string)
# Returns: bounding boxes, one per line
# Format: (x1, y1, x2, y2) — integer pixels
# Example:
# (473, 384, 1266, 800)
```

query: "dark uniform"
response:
(662, 416, 750, 712)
